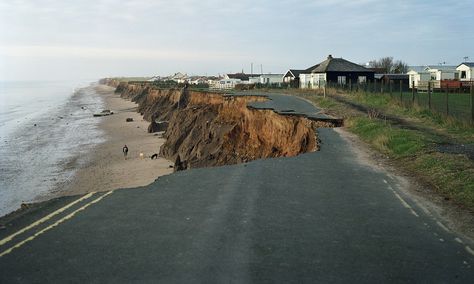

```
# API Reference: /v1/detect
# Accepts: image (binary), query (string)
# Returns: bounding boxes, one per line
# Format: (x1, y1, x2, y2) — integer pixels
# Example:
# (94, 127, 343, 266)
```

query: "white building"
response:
(299, 73, 327, 89)
(170, 72, 188, 83)
(259, 74, 284, 84)
(408, 66, 458, 89)
(456, 63, 474, 81)
(216, 78, 242, 89)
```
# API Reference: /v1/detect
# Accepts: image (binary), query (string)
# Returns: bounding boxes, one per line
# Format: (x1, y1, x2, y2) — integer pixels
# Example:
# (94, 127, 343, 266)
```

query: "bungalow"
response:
(299, 55, 375, 89)
(456, 62, 474, 81)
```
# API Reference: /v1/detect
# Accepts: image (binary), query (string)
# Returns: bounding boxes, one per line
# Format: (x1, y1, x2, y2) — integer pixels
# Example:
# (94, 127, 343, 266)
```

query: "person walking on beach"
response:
(123, 144, 129, 160)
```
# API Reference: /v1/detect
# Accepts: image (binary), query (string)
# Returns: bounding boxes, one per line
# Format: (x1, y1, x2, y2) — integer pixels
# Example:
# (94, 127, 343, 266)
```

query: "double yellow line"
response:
(0, 191, 113, 257)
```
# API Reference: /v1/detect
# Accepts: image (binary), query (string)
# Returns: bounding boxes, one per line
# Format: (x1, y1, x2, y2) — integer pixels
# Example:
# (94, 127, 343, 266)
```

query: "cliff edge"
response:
(101, 79, 325, 170)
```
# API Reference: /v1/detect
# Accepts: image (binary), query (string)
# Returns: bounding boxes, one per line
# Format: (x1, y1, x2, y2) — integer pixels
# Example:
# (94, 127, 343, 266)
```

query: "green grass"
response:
(347, 117, 426, 158)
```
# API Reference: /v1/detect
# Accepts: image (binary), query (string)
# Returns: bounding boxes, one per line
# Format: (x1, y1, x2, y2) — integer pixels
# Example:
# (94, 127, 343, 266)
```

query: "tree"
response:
(368, 57, 409, 74)
(392, 60, 409, 74)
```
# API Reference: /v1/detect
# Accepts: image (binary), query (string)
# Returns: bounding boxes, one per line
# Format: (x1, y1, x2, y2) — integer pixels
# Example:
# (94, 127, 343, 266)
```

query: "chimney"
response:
(327, 54, 333, 60)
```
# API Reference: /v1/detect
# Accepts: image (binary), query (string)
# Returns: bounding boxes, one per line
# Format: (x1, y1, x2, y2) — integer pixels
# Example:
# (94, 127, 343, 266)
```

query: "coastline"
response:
(56, 84, 174, 197)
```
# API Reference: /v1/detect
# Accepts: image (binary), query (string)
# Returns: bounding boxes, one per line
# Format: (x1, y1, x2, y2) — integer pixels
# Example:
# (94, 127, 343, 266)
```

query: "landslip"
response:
(101, 79, 327, 170)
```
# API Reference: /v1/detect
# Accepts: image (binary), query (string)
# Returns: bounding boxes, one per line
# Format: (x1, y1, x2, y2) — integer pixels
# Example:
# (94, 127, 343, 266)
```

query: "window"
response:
(337, 76, 346, 85)
(461, 71, 467, 79)
(358, 76, 366, 84)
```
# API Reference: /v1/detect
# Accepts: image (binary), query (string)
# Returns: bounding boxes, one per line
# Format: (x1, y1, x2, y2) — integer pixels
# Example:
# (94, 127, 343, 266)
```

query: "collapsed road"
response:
(0, 90, 473, 283)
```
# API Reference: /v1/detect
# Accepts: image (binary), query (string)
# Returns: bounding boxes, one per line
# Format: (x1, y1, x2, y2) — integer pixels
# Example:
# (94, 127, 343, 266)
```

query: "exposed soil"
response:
(104, 79, 325, 170)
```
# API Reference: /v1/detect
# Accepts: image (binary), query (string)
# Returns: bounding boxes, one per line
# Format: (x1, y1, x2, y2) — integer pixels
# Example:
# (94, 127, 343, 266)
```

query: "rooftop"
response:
(306, 55, 372, 73)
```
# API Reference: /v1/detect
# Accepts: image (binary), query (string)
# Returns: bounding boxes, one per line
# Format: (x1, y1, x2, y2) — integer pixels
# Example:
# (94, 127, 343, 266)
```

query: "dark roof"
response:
(458, 62, 474, 68)
(307, 55, 373, 73)
(284, 69, 306, 78)
(227, 73, 258, 81)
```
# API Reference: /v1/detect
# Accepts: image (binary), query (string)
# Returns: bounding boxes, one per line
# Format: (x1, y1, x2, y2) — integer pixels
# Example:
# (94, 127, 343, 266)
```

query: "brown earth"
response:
(102, 79, 320, 170)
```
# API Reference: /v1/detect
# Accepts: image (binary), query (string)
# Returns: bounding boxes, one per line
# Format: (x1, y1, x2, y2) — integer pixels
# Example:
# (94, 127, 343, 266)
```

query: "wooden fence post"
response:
(445, 87, 449, 116)
(412, 81, 415, 105)
(428, 81, 432, 110)
(399, 80, 403, 104)
(471, 84, 474, 123)
(374, 80, 377, 93)
(389, 80, 392, 96)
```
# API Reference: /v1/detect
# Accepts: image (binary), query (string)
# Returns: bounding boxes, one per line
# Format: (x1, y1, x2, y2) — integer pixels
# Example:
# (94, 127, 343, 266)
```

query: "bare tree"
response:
(368, 57, 409, 73)
(393, 60, 409, 74)
(379, 57, 394, 73)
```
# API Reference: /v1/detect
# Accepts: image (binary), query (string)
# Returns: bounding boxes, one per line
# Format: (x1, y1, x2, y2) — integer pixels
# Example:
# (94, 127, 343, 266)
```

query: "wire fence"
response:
(312, 81, 474, 124)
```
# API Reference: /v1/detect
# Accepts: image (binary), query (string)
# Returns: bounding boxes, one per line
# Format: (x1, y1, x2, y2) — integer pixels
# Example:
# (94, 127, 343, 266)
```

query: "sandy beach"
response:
(59, 84, 174, 196)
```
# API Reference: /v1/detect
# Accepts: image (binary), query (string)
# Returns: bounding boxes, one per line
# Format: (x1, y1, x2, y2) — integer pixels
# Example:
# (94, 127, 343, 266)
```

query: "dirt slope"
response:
(103, 79, 320, 170)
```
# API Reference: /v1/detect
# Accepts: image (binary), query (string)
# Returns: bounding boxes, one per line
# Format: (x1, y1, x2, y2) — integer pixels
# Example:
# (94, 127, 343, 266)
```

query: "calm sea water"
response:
(0, 80, 106, 217)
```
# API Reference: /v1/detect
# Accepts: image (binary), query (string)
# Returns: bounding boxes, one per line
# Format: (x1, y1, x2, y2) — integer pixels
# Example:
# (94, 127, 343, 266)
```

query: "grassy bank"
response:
(293, 89, 474, 210)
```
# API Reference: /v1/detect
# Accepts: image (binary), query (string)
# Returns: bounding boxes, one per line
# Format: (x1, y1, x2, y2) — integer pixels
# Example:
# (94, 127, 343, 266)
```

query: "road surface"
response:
(1, 93, 473, 283)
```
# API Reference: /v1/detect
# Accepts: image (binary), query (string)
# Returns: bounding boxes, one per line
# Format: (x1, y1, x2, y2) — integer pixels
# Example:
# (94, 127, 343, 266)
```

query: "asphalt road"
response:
(1, 94, 473, 283)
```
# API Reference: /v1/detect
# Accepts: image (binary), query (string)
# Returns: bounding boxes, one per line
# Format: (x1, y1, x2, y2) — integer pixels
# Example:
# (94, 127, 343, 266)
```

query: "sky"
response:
(0, 0, 473, 81)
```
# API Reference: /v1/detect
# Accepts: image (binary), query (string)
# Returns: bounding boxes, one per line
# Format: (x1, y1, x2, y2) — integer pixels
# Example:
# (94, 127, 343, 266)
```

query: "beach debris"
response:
(34, 124, 37, 126)
(126, 118, 134, 122)
(21, 203, 30, 210)
(139, 152, 144, 159)
(93, 110, 114, 117)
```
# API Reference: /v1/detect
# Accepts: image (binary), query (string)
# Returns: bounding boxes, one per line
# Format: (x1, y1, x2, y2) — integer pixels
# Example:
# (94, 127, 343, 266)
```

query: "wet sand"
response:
(59, 85, 174, 196)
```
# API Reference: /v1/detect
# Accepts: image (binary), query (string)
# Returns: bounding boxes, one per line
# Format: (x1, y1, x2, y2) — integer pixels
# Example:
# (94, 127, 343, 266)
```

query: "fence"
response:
(320, 80, 474, 124)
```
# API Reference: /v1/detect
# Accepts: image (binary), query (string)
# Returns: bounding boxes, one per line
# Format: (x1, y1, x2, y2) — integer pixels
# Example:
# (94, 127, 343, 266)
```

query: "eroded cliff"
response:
(103, 79, 322, 170)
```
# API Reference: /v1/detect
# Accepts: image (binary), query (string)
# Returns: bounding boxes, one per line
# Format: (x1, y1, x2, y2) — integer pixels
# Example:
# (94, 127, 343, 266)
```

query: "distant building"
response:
(299, 55, 375, 89)
(283, 69, 306, 84)
(408, 66, 458, 89)
(170, 72, 188, 83)
(250, 74, 285, 85)
(375, 74, 410, 90)
(217, 78, 243, 89)
(456, 62, 474, 81)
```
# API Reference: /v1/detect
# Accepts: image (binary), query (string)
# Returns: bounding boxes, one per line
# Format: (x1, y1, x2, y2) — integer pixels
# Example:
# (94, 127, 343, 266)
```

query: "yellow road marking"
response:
(0, 192, 96, 247)
(0, 191, 113, 258)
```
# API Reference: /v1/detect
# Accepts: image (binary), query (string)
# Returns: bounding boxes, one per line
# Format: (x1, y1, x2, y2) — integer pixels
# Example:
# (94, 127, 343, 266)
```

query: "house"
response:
(170, 72, 188, 83)
(147, 76, 161, 82)
(224, 73, 256, 82)
(189, 77, 208, 85)
(299, 55, 375, 89)
(456, 62, 474, 81)
(283, 69, 305, 83)
(408, 66, 458, 89)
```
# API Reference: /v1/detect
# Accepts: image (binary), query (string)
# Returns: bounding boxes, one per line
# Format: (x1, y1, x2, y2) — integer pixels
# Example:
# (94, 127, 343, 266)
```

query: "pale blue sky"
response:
(0, 0, 473, 80)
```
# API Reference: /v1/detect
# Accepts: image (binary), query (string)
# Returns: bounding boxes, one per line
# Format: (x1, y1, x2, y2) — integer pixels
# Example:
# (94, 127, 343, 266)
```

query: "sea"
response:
(0, 80, 107, 217)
